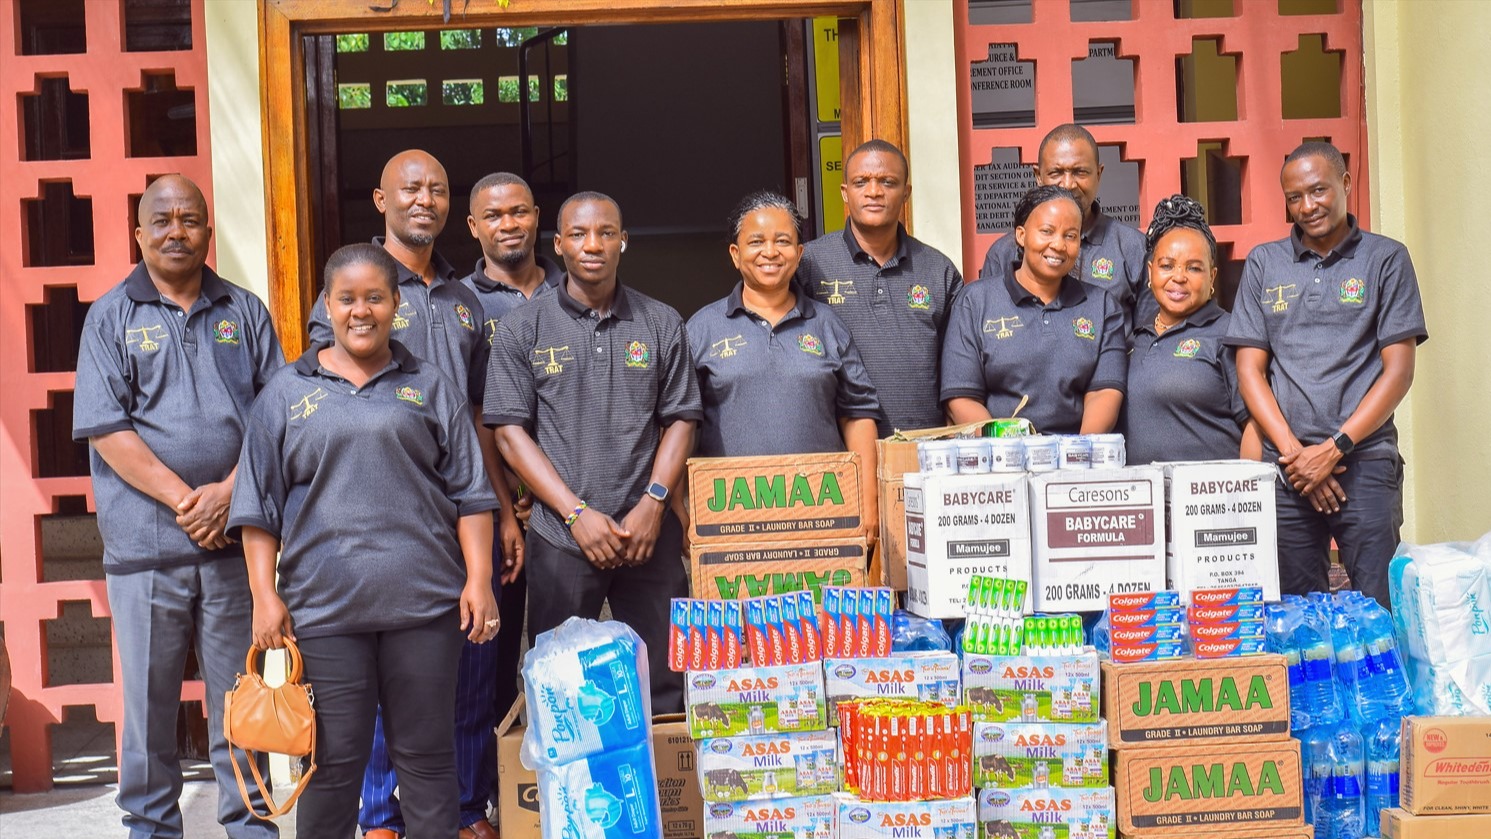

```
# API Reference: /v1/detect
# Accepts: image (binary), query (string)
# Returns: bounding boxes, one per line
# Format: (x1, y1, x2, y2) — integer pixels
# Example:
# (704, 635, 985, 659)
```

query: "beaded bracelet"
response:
(563, 501, 588, 529)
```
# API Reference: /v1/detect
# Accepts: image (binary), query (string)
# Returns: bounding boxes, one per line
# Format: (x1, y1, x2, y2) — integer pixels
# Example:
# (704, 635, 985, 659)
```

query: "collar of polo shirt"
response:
(124, 262, 234, 306)
(842, 221, 911, 266)
(1083, 201, 1113, 245)
(1290, 213, 1364, 263)
(294, 339, 422, 376)
(1138, 298, 1225, 335)
(724, 281, 816, 322)
(999, 261, 1089, 309)
(557, 276, 635, 321)
(371, 235, 460, 287)
(466, 255, 564, 294)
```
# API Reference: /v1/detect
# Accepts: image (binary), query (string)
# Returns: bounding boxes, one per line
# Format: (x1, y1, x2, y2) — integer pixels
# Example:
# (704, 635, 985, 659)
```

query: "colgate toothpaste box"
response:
(1109, 642, 1187, 664)
(1110, 624, 1186, 646)
(1108, 608, 1185, 629)
(1191, 638, 1269, 659)
(1188, 586, 1264, 608)
(1108, 591, 1182, 612)
(1187, 604, 1265, 625)
(1189, 621, 1267, 643)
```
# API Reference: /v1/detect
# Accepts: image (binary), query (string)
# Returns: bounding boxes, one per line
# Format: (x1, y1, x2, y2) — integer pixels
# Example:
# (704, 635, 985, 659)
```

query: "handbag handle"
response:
(244, 637, 304, 685)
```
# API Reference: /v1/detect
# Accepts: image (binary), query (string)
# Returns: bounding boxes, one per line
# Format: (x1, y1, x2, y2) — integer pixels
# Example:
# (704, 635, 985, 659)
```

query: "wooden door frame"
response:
(258, 0, 906, 355)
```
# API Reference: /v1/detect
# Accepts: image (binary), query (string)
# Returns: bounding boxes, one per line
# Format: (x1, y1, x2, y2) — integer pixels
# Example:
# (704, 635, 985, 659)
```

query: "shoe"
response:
(364, 831, 401, 839)
(459, 821, 500, 839)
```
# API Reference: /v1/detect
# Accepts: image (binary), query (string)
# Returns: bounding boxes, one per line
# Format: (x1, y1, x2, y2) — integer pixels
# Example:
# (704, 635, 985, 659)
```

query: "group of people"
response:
(74, 122, 1423, 838)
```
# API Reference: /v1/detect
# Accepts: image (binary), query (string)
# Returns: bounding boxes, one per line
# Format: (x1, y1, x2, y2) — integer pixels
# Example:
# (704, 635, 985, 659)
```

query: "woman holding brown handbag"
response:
(228, 243, 501, 837)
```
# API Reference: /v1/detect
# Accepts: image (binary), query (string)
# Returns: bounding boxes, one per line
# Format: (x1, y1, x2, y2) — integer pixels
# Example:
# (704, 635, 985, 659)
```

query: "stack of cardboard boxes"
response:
(1380, 716, 1491, 837)
(1101, 653, 1307, 839)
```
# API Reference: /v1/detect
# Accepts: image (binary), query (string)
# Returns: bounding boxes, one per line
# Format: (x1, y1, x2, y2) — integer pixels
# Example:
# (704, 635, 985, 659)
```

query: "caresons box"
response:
(690, 538, 868, 604)
(904, 471, 1032, 619)
(685, 663, 827, 739)
(688, 452, 864, 544)
(1028, 467, 1166, 612)
(1161, 461, 1280, 601)
(1113, 740, 1303, 835)
(1100, 655, 1291, 749)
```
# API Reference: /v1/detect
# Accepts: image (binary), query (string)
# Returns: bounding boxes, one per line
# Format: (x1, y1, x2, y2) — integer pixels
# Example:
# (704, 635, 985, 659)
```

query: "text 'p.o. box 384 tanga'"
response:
(1028, 467, 1166, 612)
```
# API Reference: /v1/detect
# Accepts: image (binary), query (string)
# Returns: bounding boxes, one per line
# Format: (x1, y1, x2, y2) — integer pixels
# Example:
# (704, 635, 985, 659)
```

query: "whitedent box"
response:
(1162, 461, 1280, 601)
(1028, 467, 1166, 612)
(823, 653, 961, 725)
(905, 472, 1032, 619)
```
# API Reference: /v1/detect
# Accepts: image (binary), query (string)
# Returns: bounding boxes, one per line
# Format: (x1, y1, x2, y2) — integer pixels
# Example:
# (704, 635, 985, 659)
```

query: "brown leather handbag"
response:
(223, 638, 317, 819)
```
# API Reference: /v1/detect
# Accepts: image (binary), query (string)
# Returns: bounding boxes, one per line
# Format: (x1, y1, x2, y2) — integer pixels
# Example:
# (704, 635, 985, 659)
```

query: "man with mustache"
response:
(310, 150, 519, 839)
(73, 174, 284, 838)
(977, 124, 1149, 333)
(1226, 141, 1427, 606)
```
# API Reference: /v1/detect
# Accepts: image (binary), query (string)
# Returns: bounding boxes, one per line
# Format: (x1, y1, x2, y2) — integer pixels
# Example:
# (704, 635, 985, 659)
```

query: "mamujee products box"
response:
(1161, 461, 1280, 601)
(1100, 655, 1291, 749)
(1028, 467, 1167, 612)
(687, 452, 864, 544)
(689, 537, 868, 604)
(495, 699, 702, 839)
(904, 471, 1032, 619)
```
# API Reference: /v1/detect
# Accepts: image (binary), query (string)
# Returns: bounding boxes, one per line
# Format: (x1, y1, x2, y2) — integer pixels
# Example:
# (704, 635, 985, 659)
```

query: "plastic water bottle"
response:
(1354, 596, 1413, 719)
(1314, 721, 1366, 839)
(892, 610, 952, 652)
(1266, 601, 1310, 731)
(1363, 716, 1401, 837)
(1329, 599, 1369, 726)
(1296, 595, 1343, 727)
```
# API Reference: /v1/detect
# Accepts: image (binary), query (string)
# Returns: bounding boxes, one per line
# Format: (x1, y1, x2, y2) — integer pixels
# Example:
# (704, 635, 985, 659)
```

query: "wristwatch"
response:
(1330, 430, 1355, 455)
(644, 481, 670, 503)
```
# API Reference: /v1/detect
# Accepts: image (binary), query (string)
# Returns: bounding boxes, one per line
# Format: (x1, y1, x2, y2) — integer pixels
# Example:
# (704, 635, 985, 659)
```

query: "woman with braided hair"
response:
(1121, 195, 1261, 464)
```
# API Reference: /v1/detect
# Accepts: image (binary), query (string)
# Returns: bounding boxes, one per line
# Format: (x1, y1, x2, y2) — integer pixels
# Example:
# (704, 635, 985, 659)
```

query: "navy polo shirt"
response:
(460, 254, 564, 346)
(73, 264, 284, 573)
(797, 224, 963, 435)
(940, 263, 1127, 434)
(483, 280, 704, 552)
(309, 238, 489, 406)
(1121, 301, 1247, 465)
(1225, 217, 1428, 460)
(977, 204, 1151, 332)
(228, 342, 499, 638)
(686, 283, 881, 458)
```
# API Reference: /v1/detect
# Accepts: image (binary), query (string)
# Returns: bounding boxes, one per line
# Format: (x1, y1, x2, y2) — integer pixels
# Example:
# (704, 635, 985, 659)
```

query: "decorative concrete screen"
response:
(956, 0, 1367, 305)
(0, 0, 213, 791)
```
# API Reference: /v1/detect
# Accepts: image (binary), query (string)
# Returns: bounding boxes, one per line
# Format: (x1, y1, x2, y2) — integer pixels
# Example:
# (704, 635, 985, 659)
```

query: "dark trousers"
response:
(488, 566, 527, 808)
(526, 511, 688, 713)
(1276, 456, 1405, 607)
(296, 610, 463, 839)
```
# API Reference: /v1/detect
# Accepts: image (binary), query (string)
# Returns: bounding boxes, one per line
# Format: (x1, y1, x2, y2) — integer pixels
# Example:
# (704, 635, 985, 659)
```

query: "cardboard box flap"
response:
(497, 695, 525, 739)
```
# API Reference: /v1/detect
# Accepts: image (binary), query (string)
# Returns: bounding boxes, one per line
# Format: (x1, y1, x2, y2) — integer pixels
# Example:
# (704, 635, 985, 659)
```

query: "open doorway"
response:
(309, 21, 816, 320)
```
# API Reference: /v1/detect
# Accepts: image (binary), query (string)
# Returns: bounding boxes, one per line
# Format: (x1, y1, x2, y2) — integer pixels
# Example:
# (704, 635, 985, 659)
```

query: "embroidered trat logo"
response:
(818, 279, 856, 305)
(983, 316, 1024, 340)
(710, 335, 746, 359)
(291, 388, 327, 420)
(1265, 283, 1298, 314)
(532, 346, 574, 375)
(126, 325, 167, 352)
(392, 301, 416, 330)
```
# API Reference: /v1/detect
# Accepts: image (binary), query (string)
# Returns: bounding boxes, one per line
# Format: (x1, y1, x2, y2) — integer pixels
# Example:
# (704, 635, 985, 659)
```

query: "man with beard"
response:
(310, 150, 519, 839)
(74, 174, 283, 838)
(460, 171, 562, 814)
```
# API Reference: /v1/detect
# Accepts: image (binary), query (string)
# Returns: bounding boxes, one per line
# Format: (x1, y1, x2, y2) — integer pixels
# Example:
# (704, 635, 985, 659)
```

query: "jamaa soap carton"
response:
(522, 618, 663, 839)
(703, 795, 837, 839)
(687, 663, 827, 739)
(977, 787, 1117, 839)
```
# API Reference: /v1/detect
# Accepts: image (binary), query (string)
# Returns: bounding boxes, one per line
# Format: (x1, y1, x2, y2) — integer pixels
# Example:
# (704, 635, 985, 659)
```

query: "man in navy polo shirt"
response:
(978, 124, 1149, 332)
(484, 192, 702, 712)
(1226, 141, 1427, 605)
(797, 139, 963, 436)
(73, 174, 283, 838)
(312, 151, 517, 839)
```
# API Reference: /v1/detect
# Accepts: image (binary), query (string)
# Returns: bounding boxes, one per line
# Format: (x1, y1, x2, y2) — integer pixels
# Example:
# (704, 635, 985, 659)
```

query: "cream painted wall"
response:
(1364, 0, 1491, 543)
(903, 0, 964, 266)
(204, 0, 270, 303)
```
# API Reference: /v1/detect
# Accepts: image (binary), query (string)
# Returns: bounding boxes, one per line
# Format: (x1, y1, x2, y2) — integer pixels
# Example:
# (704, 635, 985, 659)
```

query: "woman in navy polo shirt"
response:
(941, 185, 1127, 434)
(686, 191, 881, 543)
(228, 244, 500, 838)
(1121, 195, 1262, 464)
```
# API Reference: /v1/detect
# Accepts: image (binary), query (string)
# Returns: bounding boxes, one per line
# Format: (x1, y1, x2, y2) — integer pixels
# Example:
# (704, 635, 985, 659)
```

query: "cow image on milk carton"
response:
(973, 722, 1110, 789)
(704, 794, 837, 839)
(823, 653, 961, 725)
(697, 730, 839, 801)
(536, 740, 663, 839)
(1162, 462, 1279, 601)
(834, 794, 979, 839)
(687, 664, 827, 739)
(963, 652, 1101, 723)
(978, 786, 1117, 839)
(1028, 468, 1166, 612)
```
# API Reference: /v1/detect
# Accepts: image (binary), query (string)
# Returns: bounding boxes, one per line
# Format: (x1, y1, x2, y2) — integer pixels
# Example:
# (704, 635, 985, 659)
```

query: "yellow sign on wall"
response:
(820, 134, 845, 234)
(813, 17, 840, 123)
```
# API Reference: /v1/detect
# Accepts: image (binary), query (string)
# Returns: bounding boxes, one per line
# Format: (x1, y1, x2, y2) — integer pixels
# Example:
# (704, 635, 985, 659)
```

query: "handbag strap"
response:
(224, 680, 318, 820)
(244, 637, 304, 685)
